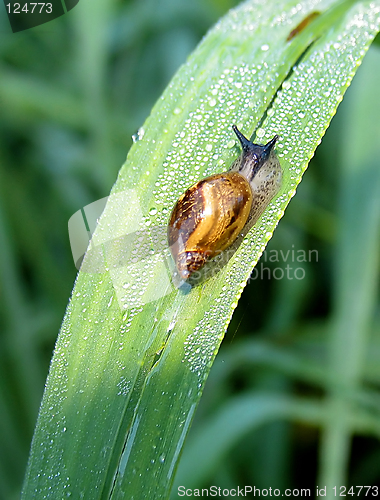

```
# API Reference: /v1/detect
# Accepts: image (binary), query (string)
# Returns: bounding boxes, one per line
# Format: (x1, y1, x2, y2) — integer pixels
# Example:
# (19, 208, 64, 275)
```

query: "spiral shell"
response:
(168, 125, 282, 281)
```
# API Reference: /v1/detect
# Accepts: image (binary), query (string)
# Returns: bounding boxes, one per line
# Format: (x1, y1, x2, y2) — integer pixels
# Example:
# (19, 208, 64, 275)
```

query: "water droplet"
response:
(132, 127, 145, 142)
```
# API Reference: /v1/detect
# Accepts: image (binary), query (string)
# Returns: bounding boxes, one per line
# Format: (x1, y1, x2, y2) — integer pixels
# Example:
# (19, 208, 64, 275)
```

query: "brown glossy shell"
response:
(168, 125, 282, 282)
(168, 172, 252, 280)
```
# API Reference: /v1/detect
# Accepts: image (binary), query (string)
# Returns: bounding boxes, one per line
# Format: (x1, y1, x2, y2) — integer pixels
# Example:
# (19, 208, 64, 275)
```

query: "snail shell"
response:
(168, 125, 282, 281)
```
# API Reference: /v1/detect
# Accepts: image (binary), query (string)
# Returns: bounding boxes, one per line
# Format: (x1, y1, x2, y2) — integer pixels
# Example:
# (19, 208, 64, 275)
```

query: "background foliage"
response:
(0, 0, 379, 498)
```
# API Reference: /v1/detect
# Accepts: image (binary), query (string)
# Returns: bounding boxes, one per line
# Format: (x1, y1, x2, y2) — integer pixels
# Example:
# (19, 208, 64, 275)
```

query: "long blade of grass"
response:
(22, 0, 380, 498)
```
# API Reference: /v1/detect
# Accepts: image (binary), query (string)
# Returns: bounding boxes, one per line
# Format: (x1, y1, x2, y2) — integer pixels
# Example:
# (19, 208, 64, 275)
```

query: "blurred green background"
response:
(0, 0, 379, 498)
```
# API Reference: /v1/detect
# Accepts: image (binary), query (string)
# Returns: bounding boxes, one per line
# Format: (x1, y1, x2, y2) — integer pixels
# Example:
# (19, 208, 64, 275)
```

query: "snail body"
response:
(168, 125, 282, 281)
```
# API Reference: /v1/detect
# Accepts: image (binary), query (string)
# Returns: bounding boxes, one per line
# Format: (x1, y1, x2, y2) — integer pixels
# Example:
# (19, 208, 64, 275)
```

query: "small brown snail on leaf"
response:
(168, 125, 282, 282)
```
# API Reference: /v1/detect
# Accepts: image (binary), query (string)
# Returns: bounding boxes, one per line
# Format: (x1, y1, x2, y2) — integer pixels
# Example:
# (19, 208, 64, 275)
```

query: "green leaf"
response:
(22, 0, 380, 498)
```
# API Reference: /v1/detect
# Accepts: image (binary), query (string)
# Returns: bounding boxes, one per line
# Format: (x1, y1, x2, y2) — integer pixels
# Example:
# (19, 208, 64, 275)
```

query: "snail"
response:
(168, 125, 282, 282)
